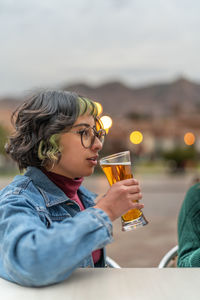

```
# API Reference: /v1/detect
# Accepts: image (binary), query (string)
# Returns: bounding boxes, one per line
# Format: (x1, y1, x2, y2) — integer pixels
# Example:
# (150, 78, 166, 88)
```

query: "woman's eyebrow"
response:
(72, 123, 91, 128)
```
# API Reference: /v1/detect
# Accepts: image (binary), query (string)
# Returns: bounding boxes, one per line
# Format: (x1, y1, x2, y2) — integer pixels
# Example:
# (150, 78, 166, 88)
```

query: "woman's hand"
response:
(94, 178, 143, 221)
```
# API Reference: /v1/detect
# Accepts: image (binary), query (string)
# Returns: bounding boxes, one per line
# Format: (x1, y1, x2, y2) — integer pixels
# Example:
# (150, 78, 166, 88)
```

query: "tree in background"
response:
(0, 124, 18, 174)
(162, 145, 198, 173)
(0, 124, 8, 157)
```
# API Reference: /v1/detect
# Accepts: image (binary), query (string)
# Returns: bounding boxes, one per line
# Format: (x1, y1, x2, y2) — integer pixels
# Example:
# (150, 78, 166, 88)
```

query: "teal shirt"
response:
(178, 182, 200, 267)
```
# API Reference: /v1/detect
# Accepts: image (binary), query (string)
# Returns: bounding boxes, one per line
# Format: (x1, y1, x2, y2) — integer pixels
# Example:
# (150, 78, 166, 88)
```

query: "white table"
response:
(0, 268, 199, 300)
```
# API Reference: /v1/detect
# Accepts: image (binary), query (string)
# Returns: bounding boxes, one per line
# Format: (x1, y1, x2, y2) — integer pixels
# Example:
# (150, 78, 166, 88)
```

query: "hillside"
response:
(65, 77, 200, 117)
(0, 77, 200, 129)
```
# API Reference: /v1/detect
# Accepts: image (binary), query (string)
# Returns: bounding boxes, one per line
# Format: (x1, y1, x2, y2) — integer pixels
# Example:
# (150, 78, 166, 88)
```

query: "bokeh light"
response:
(184, 132, 195, 145)
(100, 116, 113, 133)
(130, 131, 143, 144)
(94, 101, 103, 116)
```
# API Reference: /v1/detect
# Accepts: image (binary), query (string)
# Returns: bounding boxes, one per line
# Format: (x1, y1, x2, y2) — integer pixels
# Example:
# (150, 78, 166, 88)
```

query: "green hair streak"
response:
(38, 97, 98, 163)
(38, 134, 61, 162)
(77, 96, 98, 118)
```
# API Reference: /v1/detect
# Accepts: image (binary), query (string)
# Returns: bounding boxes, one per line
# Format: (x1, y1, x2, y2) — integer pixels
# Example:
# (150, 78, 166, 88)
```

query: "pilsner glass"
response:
(99, 151, 148, 231)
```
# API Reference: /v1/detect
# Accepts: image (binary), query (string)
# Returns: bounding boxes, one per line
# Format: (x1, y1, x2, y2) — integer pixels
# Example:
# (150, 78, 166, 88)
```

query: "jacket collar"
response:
(24, 167, 96, 208)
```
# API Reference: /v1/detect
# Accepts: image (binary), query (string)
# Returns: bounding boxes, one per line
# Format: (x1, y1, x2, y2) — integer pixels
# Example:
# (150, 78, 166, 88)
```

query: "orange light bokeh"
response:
(100, 116, 113, 133)
(184, 132, 195, 145)
(94, 102, 103, 116)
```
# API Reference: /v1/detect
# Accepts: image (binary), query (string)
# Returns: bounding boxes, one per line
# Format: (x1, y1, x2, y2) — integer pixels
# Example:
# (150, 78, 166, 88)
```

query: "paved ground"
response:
(0, 173, 197, 267)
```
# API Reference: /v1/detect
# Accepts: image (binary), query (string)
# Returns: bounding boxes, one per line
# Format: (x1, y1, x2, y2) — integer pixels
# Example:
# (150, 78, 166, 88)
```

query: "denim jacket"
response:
(0, 167, 113, 286)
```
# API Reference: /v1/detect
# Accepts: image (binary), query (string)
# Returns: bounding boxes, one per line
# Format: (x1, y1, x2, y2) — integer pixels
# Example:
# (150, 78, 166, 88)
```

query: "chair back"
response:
(158, 245, 178, 268)
(106, 256, 121, 268)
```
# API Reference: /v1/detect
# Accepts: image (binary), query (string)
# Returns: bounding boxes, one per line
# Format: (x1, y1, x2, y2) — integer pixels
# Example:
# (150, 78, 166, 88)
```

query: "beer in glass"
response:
(99, 151, 148, 231)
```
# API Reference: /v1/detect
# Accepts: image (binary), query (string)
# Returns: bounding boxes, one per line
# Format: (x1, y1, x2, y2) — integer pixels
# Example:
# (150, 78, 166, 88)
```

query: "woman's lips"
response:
(87, 156, 98, 166)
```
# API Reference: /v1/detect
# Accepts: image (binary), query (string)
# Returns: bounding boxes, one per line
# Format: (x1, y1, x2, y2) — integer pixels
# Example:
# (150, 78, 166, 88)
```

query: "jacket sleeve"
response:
(0, 194, 113, 286)
(178, 249, 200, 267)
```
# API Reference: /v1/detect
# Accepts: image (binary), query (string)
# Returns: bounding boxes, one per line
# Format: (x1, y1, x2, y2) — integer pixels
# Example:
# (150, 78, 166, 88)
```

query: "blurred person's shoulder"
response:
(188, 182, 200, 194)
(183, 182, 200, 212)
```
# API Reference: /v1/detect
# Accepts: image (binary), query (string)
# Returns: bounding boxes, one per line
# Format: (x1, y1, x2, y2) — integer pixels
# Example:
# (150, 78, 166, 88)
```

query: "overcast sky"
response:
(0, 0, 200, 96)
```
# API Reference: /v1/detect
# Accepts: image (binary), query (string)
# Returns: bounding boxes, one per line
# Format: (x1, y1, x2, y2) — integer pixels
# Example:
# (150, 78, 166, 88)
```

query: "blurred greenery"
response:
(0, 124, 8, 156)
(0, 124, 19, 177)
(162, 146, 198, 172)
(0, 168, 19, 177)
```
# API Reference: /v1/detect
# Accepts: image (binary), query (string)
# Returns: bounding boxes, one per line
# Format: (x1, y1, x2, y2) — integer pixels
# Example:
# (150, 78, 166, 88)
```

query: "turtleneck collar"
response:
(41, 168, 84, 201)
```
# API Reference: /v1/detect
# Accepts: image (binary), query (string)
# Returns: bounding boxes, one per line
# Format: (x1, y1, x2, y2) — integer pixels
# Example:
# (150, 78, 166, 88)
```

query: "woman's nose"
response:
(91, 136, 103, 151)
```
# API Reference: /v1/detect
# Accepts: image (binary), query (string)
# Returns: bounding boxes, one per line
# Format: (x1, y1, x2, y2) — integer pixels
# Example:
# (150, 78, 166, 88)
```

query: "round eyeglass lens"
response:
(82, 128, 94, 148)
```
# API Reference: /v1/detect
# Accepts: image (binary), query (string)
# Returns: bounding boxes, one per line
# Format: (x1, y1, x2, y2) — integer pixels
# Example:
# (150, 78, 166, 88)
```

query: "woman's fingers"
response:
(131, 202, 144, 210)
(128, 184, 141, 194)
(121, 178, 139, 186)
(95, 178, 144, 221)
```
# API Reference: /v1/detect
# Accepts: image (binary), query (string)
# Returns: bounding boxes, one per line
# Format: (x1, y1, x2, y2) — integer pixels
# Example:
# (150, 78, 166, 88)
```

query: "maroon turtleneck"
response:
(42, 168, 85, 210)
(41, 168, 102, 264)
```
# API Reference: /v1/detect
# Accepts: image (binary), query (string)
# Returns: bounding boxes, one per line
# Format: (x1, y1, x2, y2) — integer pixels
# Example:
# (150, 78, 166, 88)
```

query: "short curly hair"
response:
(5, 90, 99, 171)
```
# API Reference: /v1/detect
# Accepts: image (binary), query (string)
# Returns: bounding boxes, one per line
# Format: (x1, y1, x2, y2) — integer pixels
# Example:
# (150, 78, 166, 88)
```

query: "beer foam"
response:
(100, 162, 131, 166)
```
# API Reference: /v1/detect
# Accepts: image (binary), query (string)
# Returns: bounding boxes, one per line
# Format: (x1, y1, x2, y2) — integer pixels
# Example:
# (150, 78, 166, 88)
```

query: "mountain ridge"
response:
(0, 77, 200, 118)
(64, 77, 200, 117)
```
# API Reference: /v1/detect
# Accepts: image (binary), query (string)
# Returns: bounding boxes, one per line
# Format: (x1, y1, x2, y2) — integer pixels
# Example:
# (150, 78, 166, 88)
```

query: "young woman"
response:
(0, 90, 143, 286)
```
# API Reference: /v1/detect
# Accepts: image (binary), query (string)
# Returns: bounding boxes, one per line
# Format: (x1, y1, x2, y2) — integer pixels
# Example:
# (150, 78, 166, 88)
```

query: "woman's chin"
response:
(84, 167, 95, 177)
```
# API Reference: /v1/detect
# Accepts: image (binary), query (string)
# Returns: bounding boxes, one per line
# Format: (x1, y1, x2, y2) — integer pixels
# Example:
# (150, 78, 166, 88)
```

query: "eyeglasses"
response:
(69, 124, 106, 149)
